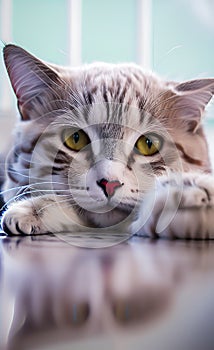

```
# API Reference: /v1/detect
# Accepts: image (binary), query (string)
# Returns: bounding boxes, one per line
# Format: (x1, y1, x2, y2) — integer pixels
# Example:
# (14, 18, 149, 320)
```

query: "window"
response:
(1, 0, 214, 112)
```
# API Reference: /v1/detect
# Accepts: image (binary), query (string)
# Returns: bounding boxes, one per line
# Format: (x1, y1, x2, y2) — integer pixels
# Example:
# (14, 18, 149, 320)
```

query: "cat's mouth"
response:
(69, 180, 138, 216)
(78, 199, 134, 213)
(113, 201, 135, 213)
(77, 195, 136, 218)
(85, 203, 135, 228)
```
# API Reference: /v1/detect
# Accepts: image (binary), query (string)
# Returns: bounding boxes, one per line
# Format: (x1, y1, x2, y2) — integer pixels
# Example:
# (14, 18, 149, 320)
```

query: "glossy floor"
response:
(1, 233, 214, 350)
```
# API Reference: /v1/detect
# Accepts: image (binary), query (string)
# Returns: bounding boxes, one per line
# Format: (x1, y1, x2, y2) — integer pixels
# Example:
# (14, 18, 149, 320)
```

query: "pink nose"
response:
(97, 178, 123, 198)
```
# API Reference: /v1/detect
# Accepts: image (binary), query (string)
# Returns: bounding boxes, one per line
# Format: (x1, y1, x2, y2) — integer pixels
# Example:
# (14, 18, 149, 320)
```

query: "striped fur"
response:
(1, 44, 214, 237)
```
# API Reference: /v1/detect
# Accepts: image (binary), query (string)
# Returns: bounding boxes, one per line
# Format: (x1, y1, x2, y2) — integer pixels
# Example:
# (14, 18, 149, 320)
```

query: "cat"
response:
(1, 44, 214, 239)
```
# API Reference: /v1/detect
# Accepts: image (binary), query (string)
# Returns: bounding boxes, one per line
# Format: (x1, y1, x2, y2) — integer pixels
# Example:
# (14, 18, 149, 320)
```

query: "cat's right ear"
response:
(173, 78, 214, 132)
(3, 44, 61, 120)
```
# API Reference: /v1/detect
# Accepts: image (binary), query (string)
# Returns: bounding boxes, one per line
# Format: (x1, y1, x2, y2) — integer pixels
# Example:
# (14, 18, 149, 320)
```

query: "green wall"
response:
(1, 0, 214, 76)
(82, 0, 137, 63)
(153, 0, 214, 80)
(12, 0, 68, 64)
(11, 0, 138, 64)
(1, 0, 214, 109)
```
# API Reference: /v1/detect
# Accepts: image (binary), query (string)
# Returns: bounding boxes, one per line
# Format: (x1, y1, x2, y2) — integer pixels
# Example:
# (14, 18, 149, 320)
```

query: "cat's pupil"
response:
(73, 132, 80, 144)
(146, 138, 153, 149)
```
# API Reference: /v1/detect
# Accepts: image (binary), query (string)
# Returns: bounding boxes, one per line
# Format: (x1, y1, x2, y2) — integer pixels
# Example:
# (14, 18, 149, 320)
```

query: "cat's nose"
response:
(97, 178, 123, 198)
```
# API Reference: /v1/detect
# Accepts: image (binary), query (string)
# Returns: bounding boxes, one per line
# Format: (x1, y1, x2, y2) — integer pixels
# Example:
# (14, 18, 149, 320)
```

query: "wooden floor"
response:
(1, 233, 214, 350)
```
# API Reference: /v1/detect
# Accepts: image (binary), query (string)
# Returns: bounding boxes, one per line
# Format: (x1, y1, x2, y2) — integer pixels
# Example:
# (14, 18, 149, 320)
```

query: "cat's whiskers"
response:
(1, 179, 88, 208)
(1, 188, 72, 212)
(1, 191, 43, 211)
(6, 169, 47, 181)
(37, 196, 76, 214)
(0, 181, 71, 197)
(6, 167, 73, 183)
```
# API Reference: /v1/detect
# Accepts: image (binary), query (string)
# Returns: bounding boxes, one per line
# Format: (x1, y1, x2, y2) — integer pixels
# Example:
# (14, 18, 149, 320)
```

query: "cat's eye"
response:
(135, 134, 162, 156)
(63, 129, 90, 151)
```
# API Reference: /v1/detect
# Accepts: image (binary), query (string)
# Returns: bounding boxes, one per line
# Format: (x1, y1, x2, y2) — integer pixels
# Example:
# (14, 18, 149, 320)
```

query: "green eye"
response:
(63, 129, 90, 151)
(135, 134, 162, 156)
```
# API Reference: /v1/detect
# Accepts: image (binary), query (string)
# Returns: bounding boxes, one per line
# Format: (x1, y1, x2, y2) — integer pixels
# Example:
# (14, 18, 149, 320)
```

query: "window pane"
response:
(152, 0, 214, 80)
(82, 0, 138, 63)
(12, 0, 68, 64)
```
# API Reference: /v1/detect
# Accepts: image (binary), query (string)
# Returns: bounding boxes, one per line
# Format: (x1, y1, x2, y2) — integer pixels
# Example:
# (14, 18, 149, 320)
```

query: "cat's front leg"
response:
(131, 173, 214, 239)
(1, 195, 83, 235)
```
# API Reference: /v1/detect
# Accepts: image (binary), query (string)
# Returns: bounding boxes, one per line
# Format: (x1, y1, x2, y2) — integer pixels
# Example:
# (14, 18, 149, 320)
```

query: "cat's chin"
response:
(85, 207, 133, 228)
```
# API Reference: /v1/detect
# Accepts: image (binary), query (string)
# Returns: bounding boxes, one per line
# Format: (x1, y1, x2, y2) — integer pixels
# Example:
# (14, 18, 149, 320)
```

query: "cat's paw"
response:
(1, 200, 45, 235)
(131, 173, 214, 239)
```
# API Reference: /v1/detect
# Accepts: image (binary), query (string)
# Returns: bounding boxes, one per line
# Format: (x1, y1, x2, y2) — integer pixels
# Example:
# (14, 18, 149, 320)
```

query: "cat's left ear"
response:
(3, 44, 62, 120)
(173, 79, 214, 132)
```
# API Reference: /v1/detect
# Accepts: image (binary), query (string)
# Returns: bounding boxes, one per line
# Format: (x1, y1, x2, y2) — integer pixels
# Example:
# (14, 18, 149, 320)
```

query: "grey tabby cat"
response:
(1, 44, 214, 238)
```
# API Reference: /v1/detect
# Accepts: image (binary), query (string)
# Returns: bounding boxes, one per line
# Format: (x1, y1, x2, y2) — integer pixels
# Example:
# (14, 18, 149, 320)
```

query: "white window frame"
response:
(137, 0, 152, 69)
(68, 0, 82, 66)
(0, 0, 13, 113)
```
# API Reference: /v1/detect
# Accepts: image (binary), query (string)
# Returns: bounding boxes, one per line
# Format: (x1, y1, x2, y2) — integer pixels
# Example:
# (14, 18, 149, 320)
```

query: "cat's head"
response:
(3, 44, 214, 228)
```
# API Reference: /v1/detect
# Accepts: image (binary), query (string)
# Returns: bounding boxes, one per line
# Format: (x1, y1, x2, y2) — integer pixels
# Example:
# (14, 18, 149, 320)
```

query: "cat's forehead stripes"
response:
(95, 123, 123, 140)
(70, 66, 152, 124)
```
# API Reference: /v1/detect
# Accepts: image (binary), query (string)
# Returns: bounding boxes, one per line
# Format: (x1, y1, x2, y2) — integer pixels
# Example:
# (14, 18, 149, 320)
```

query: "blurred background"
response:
(0, 0, 214, 153)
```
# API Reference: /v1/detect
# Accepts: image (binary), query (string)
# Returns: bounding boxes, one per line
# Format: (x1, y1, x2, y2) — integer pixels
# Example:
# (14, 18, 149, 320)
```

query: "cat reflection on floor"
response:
(2, 235, 212, 350)
(1, 237, 191, 349)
